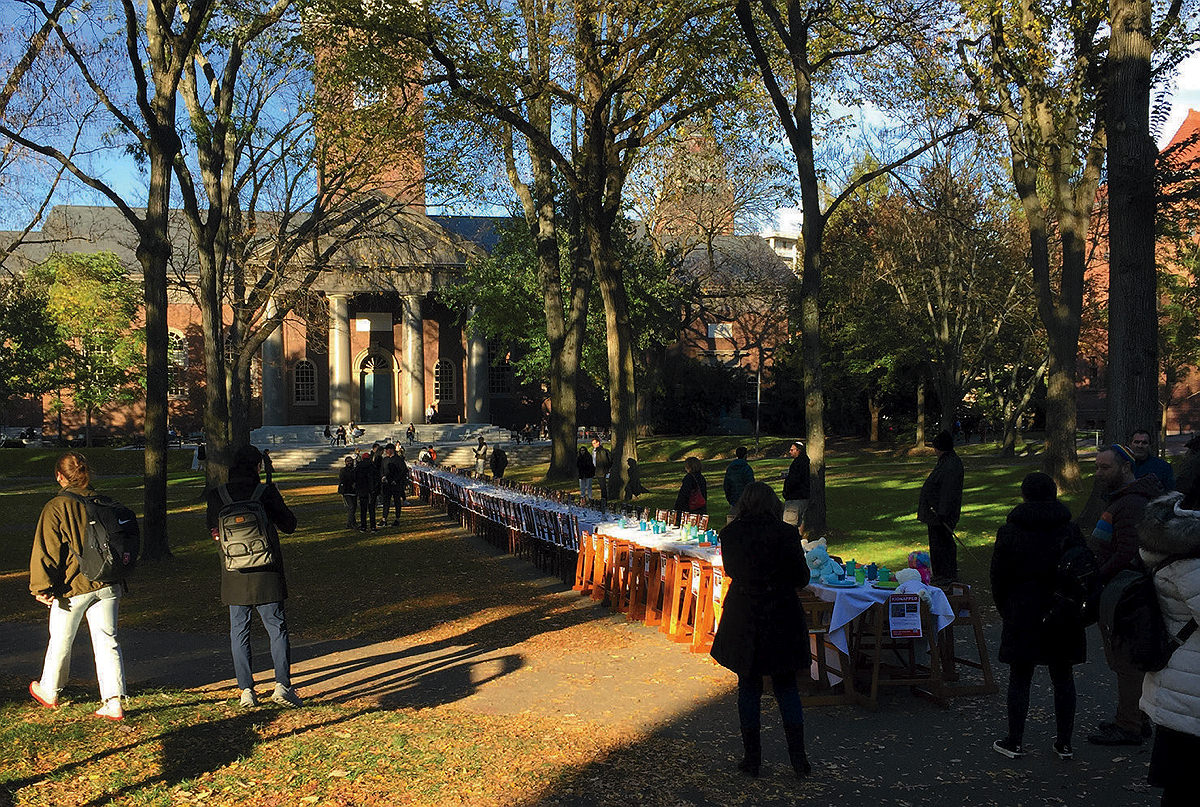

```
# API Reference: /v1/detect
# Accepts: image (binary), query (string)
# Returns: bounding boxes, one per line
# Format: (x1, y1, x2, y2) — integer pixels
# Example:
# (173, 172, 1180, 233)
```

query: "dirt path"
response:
(2, 504, 1161, 806)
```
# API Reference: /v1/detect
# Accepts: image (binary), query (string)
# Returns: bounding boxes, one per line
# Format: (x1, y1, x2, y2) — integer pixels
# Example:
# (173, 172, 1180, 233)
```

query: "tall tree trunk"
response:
(138, 137, 174, 560)
(591, 234, 637, 501)
(1105, 0, 1158, 443)
(199, 250, 230, 488)
(868, 394, 881, 443)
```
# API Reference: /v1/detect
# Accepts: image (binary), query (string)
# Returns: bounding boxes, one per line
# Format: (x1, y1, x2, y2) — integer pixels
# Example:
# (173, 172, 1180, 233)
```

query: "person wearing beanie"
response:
(990, 472, 1085, 761)
(917, 430, 964, 583)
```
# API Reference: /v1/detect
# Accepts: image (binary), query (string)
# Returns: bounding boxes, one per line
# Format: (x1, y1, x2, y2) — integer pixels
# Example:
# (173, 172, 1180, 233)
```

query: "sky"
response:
(765, 51, 1200, 238)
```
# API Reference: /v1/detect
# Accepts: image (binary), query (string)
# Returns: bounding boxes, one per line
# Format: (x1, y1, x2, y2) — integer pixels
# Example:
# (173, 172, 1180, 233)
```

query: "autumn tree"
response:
(326, 0, 746, 496)
(0, 0, 219, 558)
(0, 270, 59, 410)
(38, 252, 145, 446)
(735, 0, 974, 530)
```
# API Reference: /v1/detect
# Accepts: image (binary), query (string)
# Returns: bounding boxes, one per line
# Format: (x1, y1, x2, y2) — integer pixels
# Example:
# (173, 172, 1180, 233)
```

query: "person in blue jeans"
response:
(206, 445, 302, 708)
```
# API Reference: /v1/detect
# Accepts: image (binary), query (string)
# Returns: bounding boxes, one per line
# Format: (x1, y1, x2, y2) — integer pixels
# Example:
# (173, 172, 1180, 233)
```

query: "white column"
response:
(328, 293, 351, 424)
(260, 297, 286, 426)
(402, 294, 425, 423)
(465, 316, 489, 424)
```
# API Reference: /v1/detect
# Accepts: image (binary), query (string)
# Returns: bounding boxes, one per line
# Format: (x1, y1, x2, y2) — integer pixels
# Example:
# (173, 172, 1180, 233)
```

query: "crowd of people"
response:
(23, 427, 1200, 804)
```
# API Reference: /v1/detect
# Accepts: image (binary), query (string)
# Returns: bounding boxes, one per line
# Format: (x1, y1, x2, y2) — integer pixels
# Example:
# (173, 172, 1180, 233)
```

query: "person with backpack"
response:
(28, 451, 128, 720)
(1137, 489, 1200, 806)
(1086, 443, 1163, 746)
(990, 472, 1086, 761)
(206, 445, 301, 708)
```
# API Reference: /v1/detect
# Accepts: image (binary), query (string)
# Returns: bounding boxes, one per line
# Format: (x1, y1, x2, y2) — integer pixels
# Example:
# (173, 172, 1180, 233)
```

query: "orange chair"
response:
(573, 531, 596, 594)
(698, 515, 710, 532)
(690, 561, 720, 653)
(591, 535, 611, 603)
(643, 552, 671, 627)
(655, 509, 668, 523)
(623, 546, 649, 621)
(663, 559, 697, 643)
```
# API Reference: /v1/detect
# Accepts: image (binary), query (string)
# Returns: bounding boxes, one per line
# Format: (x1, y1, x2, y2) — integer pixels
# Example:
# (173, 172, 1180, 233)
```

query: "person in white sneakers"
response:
(206, 445, 303, 708)
(29, 451, 127, 720)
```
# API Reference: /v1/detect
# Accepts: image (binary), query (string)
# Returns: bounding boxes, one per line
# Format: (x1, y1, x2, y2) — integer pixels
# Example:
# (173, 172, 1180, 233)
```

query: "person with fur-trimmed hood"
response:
(1138, 488, 1200, 807)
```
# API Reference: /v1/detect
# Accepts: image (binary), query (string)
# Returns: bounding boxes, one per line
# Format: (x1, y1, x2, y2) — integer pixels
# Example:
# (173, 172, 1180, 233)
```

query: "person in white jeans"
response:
(29, 451, 127, 720)
(39, 586, 125, 705)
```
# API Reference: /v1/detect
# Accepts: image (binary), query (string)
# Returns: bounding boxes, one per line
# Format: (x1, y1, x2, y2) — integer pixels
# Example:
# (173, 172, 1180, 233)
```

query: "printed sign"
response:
(888, 594, 923, 638)
(712, 569, 724, 604)
(690, 561, 702, 595)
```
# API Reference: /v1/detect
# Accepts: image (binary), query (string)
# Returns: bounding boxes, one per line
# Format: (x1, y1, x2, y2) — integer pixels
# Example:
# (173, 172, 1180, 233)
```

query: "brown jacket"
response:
(29, 485, 108, 599)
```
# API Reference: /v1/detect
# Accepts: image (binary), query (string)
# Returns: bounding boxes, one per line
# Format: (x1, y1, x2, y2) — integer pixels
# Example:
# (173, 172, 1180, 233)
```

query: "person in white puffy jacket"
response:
(1138, 490, 1200, 807)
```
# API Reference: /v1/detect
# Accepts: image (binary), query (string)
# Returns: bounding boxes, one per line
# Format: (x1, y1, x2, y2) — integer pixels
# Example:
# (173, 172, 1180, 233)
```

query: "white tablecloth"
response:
(807, 581, 955, 654)
(592, 521, 723, 565)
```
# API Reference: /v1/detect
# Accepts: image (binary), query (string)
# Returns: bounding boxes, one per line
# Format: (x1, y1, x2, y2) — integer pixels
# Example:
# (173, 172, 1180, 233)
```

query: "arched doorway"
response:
(359, 354, 393, 422)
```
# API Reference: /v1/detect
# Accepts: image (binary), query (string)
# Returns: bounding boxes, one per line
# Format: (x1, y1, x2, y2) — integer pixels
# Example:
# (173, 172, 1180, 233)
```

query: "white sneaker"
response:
(239, 688, 258, 708)
(94, 697, 124, 721)
(271, 684, 303, 708)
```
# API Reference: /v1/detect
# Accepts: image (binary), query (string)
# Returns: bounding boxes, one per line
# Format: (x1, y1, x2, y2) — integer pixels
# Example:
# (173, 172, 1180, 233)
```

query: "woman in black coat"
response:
(989, 472, 1085, 760)
(710, 482, 812, 778)
(673, 456, 708, 515)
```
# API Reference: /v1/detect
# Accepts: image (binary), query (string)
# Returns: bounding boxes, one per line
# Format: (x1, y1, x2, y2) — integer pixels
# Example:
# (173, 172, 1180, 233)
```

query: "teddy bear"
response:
(804, 539, 844, 582)
(894, 567, 932, 602)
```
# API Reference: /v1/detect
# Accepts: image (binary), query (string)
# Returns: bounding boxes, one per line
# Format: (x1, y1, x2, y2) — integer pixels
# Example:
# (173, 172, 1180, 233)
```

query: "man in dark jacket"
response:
(1087, 444, 1163, 746)
(206, 445, 301, 708)
(781, 441, 810, 528)
(379, 444, 405, 527)
(490, 444, 509, 479)
(1129, 428, 1175, 491)
(354, 451, 378, 532)
(592, 437, 613, 500)
(918, 431, 964, 584)
(723, 446, 755, 510)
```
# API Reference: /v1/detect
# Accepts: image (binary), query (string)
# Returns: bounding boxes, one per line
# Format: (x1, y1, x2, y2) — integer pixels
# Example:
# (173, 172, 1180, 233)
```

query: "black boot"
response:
(783, 723, 812, 778)
(738, 727, 761, 777)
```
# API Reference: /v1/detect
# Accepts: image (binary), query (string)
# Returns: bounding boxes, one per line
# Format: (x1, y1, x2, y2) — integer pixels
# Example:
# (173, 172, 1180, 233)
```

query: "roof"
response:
(1164, 108, 1200, 165)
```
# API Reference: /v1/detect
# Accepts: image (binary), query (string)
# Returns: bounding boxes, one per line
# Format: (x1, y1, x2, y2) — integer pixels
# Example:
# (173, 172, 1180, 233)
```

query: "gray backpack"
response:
(216, 483, 276, 572)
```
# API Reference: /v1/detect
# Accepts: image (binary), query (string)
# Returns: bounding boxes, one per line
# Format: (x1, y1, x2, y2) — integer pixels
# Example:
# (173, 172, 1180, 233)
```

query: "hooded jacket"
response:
(1089, 474, 1163, 583)
(1138, 493, 1200, 737)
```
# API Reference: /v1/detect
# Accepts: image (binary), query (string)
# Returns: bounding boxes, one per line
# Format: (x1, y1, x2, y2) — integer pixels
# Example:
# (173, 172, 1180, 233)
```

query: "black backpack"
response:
(60, 491, 140, 584)
(216, 483, 276, 572)
(1099, 555, 1199, 672)
(1044, 536, 1102, 629)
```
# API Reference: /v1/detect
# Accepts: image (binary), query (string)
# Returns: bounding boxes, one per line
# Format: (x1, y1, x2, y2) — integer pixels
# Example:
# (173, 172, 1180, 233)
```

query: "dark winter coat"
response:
(783, 455, 810, 501)
(577, 451, 595, 479)
(1088, 474, 1163, 583)
(625, 461, 648, 496)
(205, 472, 297, 606)
(489, 448, 508, 478)
(710, 514, 810, 676)
(337, 465, 355, 496)
(354, 458, 379, 496)
(990, 500, 1086, 665)
(593, 446, 612, 478)
(381, 455, 405, 489)
(723, 458, 755, 507)
(918, 450, 964, 528)
(673, 471, 708, 514)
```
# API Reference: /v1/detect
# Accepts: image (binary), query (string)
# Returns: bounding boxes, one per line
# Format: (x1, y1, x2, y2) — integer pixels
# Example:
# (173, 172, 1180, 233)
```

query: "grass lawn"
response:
(0, 436, 1100, 805)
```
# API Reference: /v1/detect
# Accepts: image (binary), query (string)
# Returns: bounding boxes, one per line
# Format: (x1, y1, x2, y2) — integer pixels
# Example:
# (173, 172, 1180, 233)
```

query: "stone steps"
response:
(263, 440, 552, 472)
